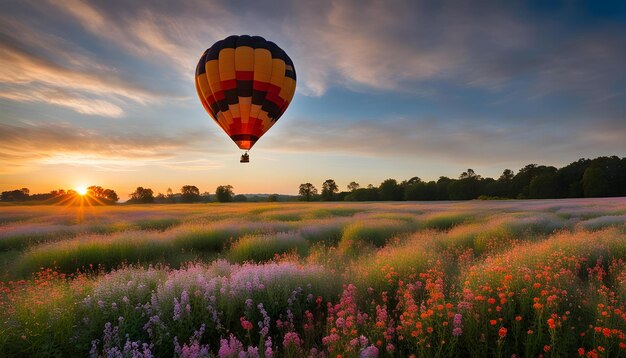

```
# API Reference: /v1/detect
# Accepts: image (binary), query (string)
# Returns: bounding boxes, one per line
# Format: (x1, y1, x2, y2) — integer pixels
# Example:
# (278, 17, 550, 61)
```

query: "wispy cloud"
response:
(267, 115, 626, 167)
(0, 122, 218, 173)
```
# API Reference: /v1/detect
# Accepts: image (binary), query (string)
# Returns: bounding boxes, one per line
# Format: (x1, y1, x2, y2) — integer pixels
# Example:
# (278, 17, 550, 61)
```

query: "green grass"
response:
(228, 232, 308, 262)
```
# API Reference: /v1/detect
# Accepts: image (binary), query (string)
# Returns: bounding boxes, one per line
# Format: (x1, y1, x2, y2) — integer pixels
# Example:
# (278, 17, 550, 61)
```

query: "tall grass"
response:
(14, 232, 171, 275)
(228, 232, 308, 262)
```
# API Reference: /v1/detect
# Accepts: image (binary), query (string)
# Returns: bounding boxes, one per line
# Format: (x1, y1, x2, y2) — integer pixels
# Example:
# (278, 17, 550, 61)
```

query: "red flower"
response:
(498, 327, 507, 338)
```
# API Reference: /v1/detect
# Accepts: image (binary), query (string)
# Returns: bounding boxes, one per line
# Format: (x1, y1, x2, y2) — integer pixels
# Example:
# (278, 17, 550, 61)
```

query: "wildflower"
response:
(240, 317, 253, 331)
(498, 327, 507, 338)
(360, 345, 379, 358)
(578, 348, 585, 356)
(283, 332, 302, 348)
(547, 318, 556, 329)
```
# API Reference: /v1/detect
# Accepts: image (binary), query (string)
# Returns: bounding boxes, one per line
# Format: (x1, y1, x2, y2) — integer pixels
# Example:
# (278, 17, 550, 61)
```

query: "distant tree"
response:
(298, 183, 318, 201)
(154, 193, 167, 203)
(436, 177, 452, 200)
(215, 185, 234, 202)
(128, 187, 154, 203)
(405, 181, 437, 201)
(165, 187, 177, 203)
(233, 194, 248, 202)
(379, 179, 403, 201)
(321, 179, 339, 201)
(180, 185, 201, 203)
(459, 169, 481, 180)
(88, 186, 118, 202)
(268, 194, 279, 202)
(345, 187, 379, 201)
(403, 177, 422, 186)
(367, 184, 374, 189)
(498, 169, 514, 182)
(582, 166, 609, 197)
(50, 189, 66, 197)
(1, 188, 30, 201)
(529, 172, 559, 199)
(347, 181, 360, 192)
(102, 189, 119, 202)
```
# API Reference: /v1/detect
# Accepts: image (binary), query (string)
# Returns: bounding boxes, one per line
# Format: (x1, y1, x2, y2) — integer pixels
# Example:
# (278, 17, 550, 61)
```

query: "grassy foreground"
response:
(1, 199, 626, 357)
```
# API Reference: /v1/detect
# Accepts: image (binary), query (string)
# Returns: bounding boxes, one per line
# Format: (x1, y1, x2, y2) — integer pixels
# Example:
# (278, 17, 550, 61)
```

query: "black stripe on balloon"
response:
(196, 50, 208, 76)
(285, 54, 296, 80)
(285, 69, 295, 80)
(237, 35, 254, 47)
(230, 134, 260, 141)
(252, 90, 266, 105)
(209, 102, 220, 114)
(216, 98, 229, 112)
(262, 101, 282, 120)
(224, 89, 238, 105)
(237, 80, 253, 97)
(206, 40, 223, 61)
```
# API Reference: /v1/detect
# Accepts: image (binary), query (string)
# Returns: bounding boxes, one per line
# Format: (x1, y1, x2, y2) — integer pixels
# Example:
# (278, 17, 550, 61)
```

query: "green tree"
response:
(128, 187, 154, 203)
(582, 166, 609, 197)
(233, 194, 247, 202)
(321, 179, 339, 201)
(347, 181, 360, 192)
(298, 183, 318, 201)
(267, 194, 279, 202)
(529, 172, 558, 199)
(215, 185, 234, 202)
(379, 179, 403, 201)
(180, 185, 201, 203)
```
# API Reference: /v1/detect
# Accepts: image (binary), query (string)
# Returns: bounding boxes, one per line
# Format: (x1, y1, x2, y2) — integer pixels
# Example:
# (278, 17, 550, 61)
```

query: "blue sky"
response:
(1, 0, 625, 197)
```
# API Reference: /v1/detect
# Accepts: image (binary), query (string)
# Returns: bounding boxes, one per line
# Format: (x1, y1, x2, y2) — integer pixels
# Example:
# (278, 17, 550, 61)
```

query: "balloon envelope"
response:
(195, 35, 297, 150)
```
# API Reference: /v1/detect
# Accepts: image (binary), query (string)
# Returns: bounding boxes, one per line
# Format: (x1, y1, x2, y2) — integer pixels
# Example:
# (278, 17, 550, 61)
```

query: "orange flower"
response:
(544, 345, 551, 352)
(498, 327, 507, 338)
(602, 328, 611, 338)
(487, 298, 496, 305)
(490, 320, 497, 326)
(515, 316, 522, 321)
(547, 318, 556, 329)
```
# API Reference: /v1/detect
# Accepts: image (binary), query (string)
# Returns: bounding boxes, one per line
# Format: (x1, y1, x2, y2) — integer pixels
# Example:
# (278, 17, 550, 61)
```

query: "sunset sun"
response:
(76, 186, 88, 196)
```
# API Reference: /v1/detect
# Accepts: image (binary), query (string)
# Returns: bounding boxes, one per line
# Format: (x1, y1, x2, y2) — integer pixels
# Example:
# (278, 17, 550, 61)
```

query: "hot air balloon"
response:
(195, 35, 297, 163)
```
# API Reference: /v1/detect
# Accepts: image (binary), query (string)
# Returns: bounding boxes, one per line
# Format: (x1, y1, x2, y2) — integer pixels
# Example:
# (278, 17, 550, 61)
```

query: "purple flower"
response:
(360, 345, 379, 358)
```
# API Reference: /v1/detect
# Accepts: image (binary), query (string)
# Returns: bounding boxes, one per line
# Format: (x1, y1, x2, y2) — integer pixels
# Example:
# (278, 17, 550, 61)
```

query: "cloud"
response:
(266, 115, 626, 167)
(0, 12, 166, 117)
(0, 122, 218, 173)
(0, 86, 124, 117)
(8, 0, 624, 103)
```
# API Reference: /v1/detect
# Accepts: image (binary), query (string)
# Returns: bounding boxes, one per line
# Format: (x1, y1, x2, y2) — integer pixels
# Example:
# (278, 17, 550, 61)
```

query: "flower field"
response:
(2, 198, 626, 357)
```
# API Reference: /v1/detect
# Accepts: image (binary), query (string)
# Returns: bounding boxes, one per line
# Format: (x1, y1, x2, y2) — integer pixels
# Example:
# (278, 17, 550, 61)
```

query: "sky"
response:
(1, 0, 625, 198)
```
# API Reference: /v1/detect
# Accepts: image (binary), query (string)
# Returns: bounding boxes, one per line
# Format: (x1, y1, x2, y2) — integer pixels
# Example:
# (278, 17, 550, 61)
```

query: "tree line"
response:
(2, 156, 624, 204)
(298, 155, 626, 201)
(0, 186, 119, 204)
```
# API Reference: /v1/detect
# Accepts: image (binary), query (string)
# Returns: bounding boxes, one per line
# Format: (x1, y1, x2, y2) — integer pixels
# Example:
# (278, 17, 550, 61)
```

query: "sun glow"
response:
(76, 186, 88, 195)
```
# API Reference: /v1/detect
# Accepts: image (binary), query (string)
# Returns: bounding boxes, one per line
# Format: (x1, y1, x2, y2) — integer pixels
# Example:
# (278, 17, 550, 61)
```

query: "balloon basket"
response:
(240, 152, 250, 163)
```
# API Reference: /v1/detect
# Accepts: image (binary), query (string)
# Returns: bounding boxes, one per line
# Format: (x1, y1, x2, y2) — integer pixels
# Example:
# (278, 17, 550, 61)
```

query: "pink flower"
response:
(283, 332, 302, 348)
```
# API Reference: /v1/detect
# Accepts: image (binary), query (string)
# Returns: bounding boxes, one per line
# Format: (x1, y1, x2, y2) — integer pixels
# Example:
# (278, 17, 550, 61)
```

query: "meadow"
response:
(1, 198, 626, 357)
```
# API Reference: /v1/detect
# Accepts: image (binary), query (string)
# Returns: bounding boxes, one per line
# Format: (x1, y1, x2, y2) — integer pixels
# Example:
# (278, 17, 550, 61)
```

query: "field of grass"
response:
(1, 198, 626, 357)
